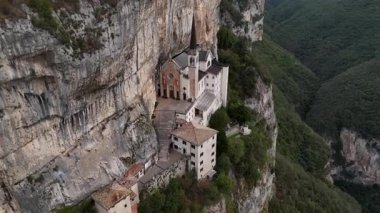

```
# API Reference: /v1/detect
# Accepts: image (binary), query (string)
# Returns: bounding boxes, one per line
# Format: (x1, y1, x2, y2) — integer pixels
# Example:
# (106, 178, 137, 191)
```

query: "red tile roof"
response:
(171, 122, 218, 145)
(126, 163, 144, 177)
(92, 183, 132, 210)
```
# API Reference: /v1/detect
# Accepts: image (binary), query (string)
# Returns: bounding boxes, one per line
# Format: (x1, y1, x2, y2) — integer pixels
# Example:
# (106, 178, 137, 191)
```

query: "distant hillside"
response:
(251, 36, 328, 176)
(270, 155, 361, 213)
(251, 35, 319, 116)
(217, 27, 359, 212)
(306, 58, 380, 139)
(266, 0, 380, 81)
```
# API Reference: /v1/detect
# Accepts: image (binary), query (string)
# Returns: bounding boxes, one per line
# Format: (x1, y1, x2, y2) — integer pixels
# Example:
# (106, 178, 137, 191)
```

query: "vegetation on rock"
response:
(138, 172, 236, 213)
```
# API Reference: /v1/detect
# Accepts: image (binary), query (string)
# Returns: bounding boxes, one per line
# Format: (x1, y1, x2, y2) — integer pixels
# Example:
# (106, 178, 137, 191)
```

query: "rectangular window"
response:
(191, 161, 195, 165)
(173, 136, 178, 141)
(182, 141, 186, 145)
(174, 145, 178, 149)
(191, 153, 195, 157)
(191, 145, 195, 149)
(211, 159, 215, 163)
(200, 152, 204, 157)
(212, 84, 214, 87)
(212, 144, 215, 148)
(200, 168, 203, 172)
(211, 152, 215, 156)
(206, 83, 209, 86)
(200, 161, 203, 165)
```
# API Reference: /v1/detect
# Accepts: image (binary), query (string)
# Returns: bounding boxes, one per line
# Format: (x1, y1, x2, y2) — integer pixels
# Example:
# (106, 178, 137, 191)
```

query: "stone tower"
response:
(188, 15, 199, 100)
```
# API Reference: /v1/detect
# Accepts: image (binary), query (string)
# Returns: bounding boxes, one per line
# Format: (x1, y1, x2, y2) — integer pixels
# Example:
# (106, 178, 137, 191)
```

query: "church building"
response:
(156, 16, 229, 126)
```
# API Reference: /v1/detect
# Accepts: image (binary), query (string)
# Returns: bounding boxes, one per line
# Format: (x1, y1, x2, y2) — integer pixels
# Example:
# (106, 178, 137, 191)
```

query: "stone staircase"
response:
(153, 110, 176, 161)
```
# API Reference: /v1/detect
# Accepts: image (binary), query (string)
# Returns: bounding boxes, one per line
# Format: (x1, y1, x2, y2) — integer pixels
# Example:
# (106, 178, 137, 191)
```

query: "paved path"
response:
(153, 109, 175, 161)
(226, 125, 240, 137)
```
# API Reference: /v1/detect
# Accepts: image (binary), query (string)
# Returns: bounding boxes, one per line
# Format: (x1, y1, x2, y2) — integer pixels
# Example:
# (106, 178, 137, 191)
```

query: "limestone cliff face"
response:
(330, 129, 380, 185)
(0, 0, 220, 212)
(203, 77, 277, 213)
(240, 77, 277, 213)
(221, 0, 265, 41)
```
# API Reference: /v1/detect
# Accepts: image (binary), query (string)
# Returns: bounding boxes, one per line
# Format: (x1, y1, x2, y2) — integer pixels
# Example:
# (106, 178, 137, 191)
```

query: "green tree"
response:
(228, 137, 245, 164)
(215, 173, 235, 194)
(216, 130, 229, 155)
(217, 26, 238, 49)
(216, 153, 232, 173)
(209, 107, 230, 131)
(204, 183, 220, 203)
(138, 190, 165, 213)
(228, 105, 253, 124)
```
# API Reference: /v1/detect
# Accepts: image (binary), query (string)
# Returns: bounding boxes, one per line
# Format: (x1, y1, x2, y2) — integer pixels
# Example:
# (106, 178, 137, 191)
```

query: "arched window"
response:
(169, 73, 174, 79)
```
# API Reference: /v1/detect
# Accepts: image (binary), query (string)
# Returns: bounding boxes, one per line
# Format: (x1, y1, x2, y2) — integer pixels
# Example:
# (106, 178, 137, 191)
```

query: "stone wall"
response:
(139, 155, 187, 194)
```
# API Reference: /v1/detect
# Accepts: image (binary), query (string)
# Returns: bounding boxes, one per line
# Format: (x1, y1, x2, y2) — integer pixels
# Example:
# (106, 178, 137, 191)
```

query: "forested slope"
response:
(266, 0, 380, 81)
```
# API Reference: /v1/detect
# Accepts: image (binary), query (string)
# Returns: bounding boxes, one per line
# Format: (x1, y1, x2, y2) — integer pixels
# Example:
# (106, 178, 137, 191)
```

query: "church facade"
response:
(156, 17, 229, 126)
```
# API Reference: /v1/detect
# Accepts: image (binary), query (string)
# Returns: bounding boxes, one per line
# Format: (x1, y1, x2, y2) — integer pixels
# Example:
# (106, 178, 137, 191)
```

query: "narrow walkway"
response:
(226, 124, 240, 137)
(153, 109, 175, 161)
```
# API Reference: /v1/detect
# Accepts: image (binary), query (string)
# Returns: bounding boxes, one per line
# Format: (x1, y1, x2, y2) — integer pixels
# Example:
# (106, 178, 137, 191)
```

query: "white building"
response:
(92, 183, 135, 213)
(170, 122, 218, 180)
(157, 16, 229, 126)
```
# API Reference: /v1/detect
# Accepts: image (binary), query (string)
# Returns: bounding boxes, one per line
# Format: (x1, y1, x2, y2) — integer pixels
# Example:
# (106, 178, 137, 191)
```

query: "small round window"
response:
(169, 73, 174, 79)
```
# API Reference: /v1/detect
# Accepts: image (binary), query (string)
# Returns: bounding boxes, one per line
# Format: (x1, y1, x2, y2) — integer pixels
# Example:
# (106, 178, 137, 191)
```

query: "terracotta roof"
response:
(92, 183, 132, 210)
(171, 122, 217, 145)
(118, 176, 138, 189)
(126, 163, 144, 177)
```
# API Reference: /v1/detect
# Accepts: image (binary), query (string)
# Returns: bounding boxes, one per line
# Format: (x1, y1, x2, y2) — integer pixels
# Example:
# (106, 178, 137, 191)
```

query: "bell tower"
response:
(188, 15, 199, 99)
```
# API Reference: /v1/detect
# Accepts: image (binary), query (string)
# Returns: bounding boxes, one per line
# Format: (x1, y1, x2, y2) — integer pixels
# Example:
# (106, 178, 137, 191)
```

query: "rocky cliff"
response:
(221, 0, 265, 41)
(203, 76, 277, 213)
(330, 129, 380, 185)
(241, 77, 277, 213)
(0, 0, 220, 212)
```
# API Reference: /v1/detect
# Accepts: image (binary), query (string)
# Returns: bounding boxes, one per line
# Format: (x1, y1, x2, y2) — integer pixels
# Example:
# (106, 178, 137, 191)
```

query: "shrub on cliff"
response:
(209, 107, 230, 132)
